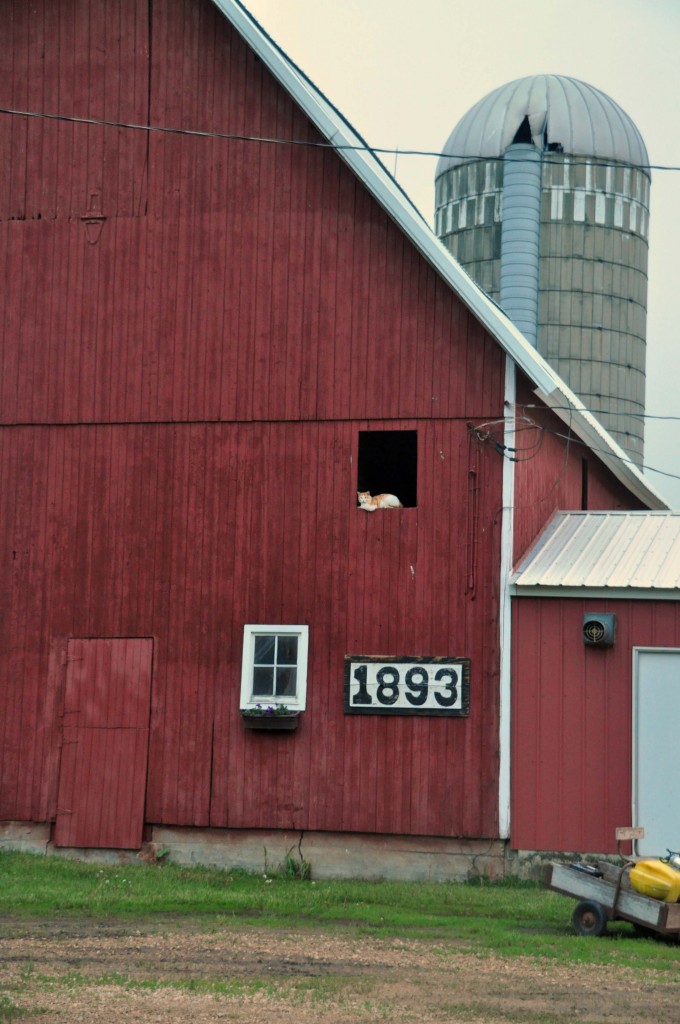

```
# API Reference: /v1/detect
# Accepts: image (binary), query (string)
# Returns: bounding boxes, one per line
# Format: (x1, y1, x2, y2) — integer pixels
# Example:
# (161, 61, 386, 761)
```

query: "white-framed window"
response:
(239, 625, 309, 711)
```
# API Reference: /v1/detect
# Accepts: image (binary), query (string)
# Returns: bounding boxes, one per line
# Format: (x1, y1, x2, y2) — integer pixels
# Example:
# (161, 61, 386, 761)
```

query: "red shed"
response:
(0, 0, 669, 878)
(511, 512, 680, 862)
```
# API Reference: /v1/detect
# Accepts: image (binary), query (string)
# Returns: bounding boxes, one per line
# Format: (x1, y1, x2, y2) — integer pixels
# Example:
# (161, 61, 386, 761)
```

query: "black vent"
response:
(583, 613, 616, 647)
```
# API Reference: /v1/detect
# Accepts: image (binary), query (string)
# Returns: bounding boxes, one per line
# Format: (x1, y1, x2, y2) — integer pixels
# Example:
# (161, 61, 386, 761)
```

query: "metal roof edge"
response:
(534, 510, 680, 518)
(510, 585, 680, 600)
(213, 1, 669, 514)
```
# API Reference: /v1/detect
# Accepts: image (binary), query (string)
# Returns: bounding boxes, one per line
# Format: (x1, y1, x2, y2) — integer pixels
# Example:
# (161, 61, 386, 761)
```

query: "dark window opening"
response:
(581, 458, 589, 511)
(513, 115, 532, 144)
(357, 431, 417, 508)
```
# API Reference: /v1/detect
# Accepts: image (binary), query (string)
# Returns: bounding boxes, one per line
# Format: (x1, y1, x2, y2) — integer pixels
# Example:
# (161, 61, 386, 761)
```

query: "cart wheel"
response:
(571, 900, 608, 937)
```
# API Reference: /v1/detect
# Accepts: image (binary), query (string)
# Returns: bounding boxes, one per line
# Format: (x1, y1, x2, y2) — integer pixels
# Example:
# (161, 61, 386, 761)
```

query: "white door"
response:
(632, 648, 680, 858)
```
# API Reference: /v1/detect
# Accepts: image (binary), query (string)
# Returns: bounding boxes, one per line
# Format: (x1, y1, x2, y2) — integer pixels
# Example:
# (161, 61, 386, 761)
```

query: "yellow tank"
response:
(630, 858, 680, 903)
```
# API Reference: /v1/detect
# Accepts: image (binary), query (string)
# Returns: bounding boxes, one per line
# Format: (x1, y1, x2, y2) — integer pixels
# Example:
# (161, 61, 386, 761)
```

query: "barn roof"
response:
(214, 0, 667, 512)
(511, 511, 680, 597)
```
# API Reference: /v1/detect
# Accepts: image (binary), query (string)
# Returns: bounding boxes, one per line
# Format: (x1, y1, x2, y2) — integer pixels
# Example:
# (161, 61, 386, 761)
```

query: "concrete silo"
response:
(435, 75, 650, 465)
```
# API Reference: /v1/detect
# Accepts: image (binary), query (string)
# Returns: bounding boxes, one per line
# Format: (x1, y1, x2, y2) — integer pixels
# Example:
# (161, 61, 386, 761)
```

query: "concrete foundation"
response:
(0, 821, 619, 882)
(0, 821, 51, 854)
(150, 827, 507, 882)
(1, 821, 505, 881)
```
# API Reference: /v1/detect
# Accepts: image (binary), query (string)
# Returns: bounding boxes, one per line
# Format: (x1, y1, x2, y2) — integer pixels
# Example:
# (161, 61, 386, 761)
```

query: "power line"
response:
(473, 412, 573, 511)
(4, 107, 680, 482)
(531, 424, 680, 485)
(1, 105, 679, 172)
(474, 411, 680, 487)
(521, 403, 680, 424)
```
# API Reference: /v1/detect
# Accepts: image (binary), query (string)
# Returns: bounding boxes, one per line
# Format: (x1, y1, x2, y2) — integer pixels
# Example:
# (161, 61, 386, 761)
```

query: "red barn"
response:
(0, 0, 671, 878)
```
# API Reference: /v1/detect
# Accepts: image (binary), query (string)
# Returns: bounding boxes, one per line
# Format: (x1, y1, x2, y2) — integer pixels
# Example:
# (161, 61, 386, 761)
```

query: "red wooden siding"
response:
(512, 374, 644, 564)
(0, 0, 510, 842)
(55, 638, 153, 848)
(511, 598, 680, 853)
(0, 0, 149, 222)
(0, 0, 503, 428)
(0, 420, 503, 838)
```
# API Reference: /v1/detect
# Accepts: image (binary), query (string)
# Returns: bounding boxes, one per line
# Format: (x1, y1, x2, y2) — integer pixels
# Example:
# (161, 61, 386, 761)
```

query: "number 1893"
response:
(344, 657, 470, 716)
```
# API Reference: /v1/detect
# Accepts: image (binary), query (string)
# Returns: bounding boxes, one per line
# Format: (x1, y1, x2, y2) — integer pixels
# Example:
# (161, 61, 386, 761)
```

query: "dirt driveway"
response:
(1, 917, 679, 1023)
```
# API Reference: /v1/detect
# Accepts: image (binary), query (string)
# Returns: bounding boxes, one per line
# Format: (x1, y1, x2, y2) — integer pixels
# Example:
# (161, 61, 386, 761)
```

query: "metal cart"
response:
(546, 860, 680, 938)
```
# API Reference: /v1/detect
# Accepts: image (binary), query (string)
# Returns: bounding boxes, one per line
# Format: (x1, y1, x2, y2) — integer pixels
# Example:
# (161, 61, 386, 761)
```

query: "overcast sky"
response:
(245, 0, 680, 507)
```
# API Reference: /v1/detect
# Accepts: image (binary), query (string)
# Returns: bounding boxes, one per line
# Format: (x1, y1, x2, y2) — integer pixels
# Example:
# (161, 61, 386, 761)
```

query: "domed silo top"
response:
(436, 75, 649, 177)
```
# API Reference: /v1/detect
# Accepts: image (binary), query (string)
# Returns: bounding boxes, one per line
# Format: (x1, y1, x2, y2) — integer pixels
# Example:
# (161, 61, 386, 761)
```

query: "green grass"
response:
(3, 970, 356, 1003)
(0, 992, 30, 1022)
(1, 850, 679, 973)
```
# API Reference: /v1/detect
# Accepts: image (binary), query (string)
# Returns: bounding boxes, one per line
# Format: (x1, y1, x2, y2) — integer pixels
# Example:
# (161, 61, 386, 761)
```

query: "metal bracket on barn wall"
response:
(81, 191, 106, 245)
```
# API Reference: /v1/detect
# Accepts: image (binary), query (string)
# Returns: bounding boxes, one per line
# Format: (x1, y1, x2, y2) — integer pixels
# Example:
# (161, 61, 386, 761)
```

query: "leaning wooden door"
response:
(55, 638, 153, 849)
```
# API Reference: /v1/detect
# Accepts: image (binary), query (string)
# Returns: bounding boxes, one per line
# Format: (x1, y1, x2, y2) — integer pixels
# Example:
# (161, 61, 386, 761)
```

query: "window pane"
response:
(277, 635, 298, 665)
(254, 636, 275, 665)
(275, 666, 297, 696)
(252, 666, 274, 696)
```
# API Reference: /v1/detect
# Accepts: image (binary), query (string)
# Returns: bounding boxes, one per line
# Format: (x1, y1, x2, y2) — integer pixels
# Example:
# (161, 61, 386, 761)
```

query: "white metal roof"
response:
(212, 1, 667, 512)
(436, 75, 650, 175)
(512, 512, 680, 596)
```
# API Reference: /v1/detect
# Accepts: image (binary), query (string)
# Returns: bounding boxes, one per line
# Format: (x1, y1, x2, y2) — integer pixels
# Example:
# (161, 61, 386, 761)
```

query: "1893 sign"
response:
(344, 656, 470, 716)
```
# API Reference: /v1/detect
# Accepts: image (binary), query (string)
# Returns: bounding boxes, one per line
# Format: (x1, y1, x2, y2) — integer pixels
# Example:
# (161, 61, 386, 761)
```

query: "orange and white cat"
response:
(357, 490, 403, 511)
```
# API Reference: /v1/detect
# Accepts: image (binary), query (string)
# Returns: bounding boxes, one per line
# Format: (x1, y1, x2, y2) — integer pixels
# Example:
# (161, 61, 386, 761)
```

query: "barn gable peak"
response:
(213, 0, 666, 511)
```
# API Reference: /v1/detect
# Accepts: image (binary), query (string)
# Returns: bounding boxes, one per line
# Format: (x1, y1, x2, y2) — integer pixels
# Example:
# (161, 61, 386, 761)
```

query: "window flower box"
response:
(240, 705, 300, 731)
